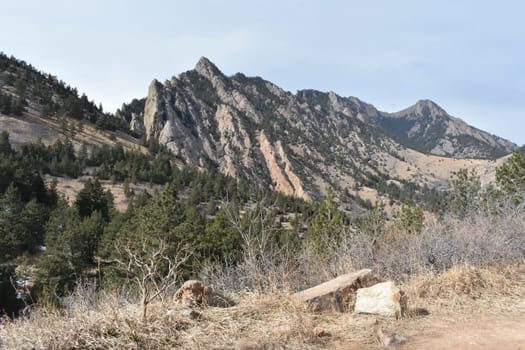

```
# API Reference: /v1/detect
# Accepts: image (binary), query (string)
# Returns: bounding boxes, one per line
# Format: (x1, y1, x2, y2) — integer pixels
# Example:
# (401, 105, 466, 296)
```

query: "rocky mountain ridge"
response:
(127, 57, 513, 208)
(1, 53, 515, 212)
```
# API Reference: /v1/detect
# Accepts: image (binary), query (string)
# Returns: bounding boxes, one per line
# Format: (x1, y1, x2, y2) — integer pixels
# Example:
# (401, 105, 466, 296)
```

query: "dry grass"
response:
(1, 263, 524, 350)
(404, 262, 525, 315)
(2, 203, 524, 349)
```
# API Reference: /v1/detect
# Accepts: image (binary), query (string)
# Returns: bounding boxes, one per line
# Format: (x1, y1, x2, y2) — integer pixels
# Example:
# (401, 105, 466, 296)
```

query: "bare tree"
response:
(223, 197, 277, 261)
(113, 237, 192, 322)
(220, 196, 298, 291)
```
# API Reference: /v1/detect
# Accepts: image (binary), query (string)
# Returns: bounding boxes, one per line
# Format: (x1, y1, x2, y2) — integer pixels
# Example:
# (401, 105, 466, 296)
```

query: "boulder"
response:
(173, 280, 206, 307)
(293, 269, 380, 312)
(173, 280, 234, 308)
(354, 281, 406, 318)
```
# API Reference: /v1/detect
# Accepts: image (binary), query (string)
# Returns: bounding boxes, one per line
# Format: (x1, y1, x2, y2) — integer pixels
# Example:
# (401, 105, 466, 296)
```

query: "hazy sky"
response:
(1, 0, 524, 144)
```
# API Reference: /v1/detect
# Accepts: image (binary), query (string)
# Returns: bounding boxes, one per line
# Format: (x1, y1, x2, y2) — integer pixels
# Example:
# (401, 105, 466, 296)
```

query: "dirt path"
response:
(401, 314, 525, 350)
(328, 313, 525, 349)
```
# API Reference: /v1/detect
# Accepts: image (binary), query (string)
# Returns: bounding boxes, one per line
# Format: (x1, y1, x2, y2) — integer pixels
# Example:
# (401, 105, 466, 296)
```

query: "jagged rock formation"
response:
(131, 57, 516, 207)
(372, 100, 517, 159)
(116, 98, 146, 136)
(2, 51, 515, 212)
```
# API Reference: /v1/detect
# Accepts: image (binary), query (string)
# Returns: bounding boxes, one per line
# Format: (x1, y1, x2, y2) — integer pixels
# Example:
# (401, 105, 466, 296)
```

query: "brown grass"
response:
(1, 263, 524, 350)
(404, 263, 525, 315)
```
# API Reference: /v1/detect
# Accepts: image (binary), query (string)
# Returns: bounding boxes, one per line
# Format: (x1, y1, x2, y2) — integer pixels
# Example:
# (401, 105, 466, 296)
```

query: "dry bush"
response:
(370, 211, 525, 280)
(200, 247, 305, 296)
(202, 205, 525, 295)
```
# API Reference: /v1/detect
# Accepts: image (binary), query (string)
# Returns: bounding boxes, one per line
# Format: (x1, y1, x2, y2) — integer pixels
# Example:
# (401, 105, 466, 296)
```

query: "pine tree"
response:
(306, 188, 344, 253)
(36, 199, 81, 299)
(0, 131, 12, 156)
(448, 168, 481, 218)
(394, 202, 424, 234)
(0, 184, 26, 261)
(75, 178, 113, 222)
(496, 152, 525, 203)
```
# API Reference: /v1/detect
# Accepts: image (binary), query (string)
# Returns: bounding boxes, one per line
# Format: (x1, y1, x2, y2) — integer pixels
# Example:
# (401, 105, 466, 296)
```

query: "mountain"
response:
(0, 53, 514, 213)
(127, 57, 511, 211)
(371, 100, 517, 159)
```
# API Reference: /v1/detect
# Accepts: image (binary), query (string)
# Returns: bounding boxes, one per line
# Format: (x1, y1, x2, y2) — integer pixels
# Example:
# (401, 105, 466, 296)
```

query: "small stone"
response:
(377, 328, 408, 347)
(314, 326, 329, 337)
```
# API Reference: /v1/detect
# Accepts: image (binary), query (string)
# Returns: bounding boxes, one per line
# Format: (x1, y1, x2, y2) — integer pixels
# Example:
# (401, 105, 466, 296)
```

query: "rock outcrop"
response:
(134, 57, 516, 207)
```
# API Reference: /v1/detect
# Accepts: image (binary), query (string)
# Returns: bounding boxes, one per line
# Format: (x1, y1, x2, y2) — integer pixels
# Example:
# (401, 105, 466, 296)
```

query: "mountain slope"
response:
(372, 100, 517, 159)
(1, 53, 514, 213)
(0, 52, 138, 148)
(128, 57, 510, 212)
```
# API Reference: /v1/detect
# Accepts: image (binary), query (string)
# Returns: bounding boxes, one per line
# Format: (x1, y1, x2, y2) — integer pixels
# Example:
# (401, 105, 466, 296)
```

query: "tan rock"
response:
(293, 269, 380, 312)
(173, 280, 206, 307)
(354, 281, 406, 318)
(173, 280, 234, 308)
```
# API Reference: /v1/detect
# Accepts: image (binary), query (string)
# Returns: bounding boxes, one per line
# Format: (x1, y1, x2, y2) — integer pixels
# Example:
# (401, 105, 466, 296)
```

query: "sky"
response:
(1, 0, 524, 145)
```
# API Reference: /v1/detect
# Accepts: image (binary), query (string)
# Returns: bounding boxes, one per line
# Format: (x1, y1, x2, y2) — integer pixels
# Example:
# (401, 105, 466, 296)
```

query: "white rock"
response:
(354, 281, 405, 317)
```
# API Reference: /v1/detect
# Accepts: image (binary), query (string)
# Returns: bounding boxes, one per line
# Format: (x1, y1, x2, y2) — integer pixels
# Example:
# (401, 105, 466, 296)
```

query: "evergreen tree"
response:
(36, 199, 81, 298)
(448, 168, 481, 218)
(0, 131, 12, 156)
(0, 184, 26, 261)
(75, 178, 113, 222)
(75, 211, 106, 265)
(306, 188, 344, 253)
(21, 198, 48, 250)
(496, 152, 525, 203)
(394, 202, 424, 234)
(201, 208, 242, 262)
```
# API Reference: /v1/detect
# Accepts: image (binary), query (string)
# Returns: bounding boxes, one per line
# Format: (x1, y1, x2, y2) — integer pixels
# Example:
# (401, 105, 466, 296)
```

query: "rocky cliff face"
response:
(132, 57, 516, 209)
(372, 100, 517, 159)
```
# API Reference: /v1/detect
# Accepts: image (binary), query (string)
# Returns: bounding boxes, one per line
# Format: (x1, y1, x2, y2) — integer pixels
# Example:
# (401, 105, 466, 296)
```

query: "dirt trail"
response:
(401, 314, 525, 350)
(328, 313, 525, 349)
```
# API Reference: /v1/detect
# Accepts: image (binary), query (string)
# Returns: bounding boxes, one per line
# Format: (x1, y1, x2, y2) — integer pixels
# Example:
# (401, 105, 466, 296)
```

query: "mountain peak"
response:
(376, 99, 517, 158)
(194, 56, 223, 79)
(413, 99, 447, 115)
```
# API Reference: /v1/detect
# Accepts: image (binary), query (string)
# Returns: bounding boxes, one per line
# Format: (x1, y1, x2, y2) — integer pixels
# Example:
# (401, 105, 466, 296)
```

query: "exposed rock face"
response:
(129, 112, 145, 135)
(373, 100, 517, 159)
(293, 269, 380, 312)
(139, 57, 516, 206)
(354, 281, 406, 318)
(116, 98, 147, 136)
